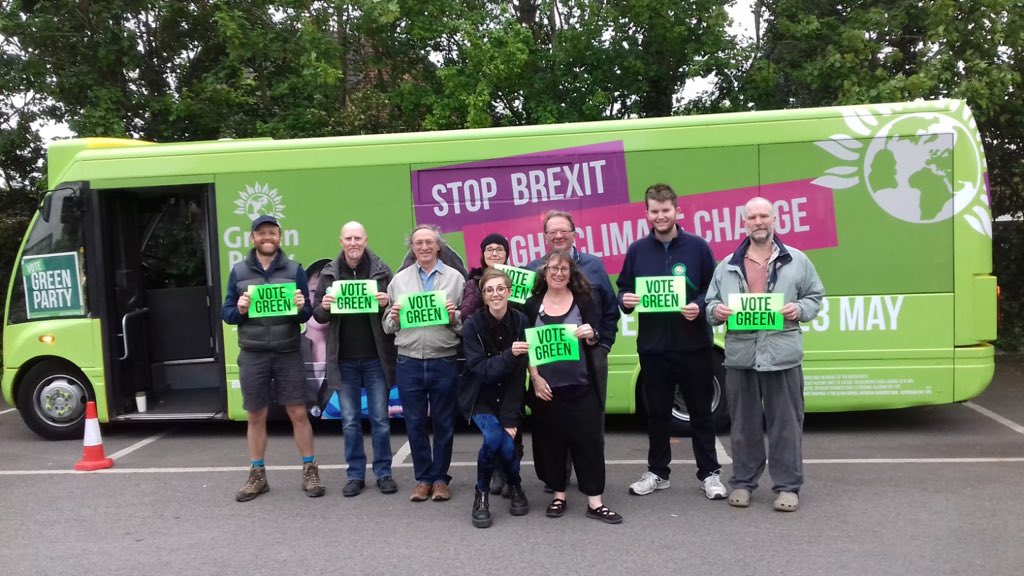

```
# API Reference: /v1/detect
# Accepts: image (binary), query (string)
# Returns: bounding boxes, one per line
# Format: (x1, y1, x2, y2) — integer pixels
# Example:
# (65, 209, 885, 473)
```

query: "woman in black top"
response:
(525, 250, 622, 524)
(459, 268, 530, 528)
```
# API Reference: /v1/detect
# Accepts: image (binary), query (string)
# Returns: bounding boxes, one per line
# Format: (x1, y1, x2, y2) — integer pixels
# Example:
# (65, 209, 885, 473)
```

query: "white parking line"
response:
(3, 457, 1024, 476)
(0, 408, 16, 416)
(391, 440, 411, 468)
(963, 401, 1024, 437)
(106, 429, 176, 461)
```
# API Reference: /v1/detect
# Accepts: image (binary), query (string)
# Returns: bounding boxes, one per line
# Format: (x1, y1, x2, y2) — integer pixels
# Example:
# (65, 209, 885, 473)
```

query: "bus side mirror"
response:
(39, 192, 53, 223)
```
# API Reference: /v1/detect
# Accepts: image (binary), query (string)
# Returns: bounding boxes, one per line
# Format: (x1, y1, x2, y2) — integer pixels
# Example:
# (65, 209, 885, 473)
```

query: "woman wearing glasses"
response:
(460, 233, 512, 319)
(525, 250, 622, 524)
(459, 268, 530, 528)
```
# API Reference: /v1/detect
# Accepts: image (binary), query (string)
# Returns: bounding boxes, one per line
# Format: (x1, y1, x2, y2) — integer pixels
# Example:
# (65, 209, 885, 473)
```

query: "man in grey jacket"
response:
(313, 221, 397, 497)
(384, 224, 465, 503)
(706, 197, 824, 513)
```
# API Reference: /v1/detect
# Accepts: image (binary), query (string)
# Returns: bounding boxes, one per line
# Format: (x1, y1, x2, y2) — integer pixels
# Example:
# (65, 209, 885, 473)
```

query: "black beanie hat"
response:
(480, 233, 510, 254)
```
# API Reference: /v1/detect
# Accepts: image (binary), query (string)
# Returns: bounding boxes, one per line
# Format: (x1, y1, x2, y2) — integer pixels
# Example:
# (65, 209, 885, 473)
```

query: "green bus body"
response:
(3, 100, 997, 439)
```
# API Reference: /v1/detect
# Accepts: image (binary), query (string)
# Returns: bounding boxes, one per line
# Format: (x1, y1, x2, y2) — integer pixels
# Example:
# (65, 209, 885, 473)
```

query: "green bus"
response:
(3, 99, 997, 439)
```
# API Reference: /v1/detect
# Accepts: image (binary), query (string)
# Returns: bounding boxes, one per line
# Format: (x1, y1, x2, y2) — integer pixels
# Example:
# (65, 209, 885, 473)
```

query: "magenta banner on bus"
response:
(462, 179, 838, 270)
(411, 141, 629, 231)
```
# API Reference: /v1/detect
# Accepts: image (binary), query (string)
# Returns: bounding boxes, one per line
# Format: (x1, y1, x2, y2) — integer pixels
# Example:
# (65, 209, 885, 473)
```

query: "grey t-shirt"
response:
(535, 301, 589, 389)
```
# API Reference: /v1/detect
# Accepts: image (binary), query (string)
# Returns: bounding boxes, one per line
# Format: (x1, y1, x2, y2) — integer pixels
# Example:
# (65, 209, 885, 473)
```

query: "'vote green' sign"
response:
(330, 280, 378, 314)
(494, 264, 537, 304)
(727, 293, 784, 331)
(247, 282, 297, 318)
(399, 290, 448, 328)
(22, 252, 84, 319)
(525, 324, 580, 366)
(635, 276, 686, 313)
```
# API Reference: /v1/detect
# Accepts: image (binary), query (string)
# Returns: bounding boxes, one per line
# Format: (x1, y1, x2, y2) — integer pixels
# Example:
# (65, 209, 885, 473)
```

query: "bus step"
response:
(112, 412, 224, 422)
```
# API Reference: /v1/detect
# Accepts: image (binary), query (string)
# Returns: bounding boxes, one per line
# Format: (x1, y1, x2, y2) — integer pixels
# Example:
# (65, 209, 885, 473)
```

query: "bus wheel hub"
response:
(39, 379, 85, 422)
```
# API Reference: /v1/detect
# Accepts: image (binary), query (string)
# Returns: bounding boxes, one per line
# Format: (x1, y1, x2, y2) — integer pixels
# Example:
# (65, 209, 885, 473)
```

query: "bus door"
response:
(94, 184, 226, 420)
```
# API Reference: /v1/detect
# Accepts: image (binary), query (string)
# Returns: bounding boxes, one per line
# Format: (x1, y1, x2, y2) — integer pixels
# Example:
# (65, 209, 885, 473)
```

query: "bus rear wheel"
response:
(16, 360, 92, 441)
(670, 349, 730, 437)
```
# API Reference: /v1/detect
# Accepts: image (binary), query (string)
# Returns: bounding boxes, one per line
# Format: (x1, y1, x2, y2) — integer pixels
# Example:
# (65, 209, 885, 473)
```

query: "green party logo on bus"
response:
(812, 100, 991, 238)
(223, 181, 300, 266)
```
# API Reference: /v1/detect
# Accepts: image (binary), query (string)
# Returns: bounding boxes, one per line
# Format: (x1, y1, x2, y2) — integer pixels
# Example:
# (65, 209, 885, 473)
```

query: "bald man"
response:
(705, 197, 824, 513)
(313, 222, 398, 497)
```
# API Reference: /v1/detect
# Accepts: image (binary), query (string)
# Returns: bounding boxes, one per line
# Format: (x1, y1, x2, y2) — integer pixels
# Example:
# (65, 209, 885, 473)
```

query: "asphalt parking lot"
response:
(2, 356, 1023, 576)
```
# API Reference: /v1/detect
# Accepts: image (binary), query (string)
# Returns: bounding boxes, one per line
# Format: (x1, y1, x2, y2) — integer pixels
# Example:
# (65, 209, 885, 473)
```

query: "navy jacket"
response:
(526, 247, 618, 350)
(616, 225, 715, 354)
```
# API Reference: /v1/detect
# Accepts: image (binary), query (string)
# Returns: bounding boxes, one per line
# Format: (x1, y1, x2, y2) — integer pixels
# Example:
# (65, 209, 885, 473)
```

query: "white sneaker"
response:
(629, 471, 670, 495)
(701, 472, 728, 500)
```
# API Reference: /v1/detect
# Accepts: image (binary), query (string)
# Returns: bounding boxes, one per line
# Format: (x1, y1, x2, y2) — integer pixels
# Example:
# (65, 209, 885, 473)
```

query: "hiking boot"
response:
(377, 476, 398, 494)
(629, 471, 670, 495)
(342, 479, 365, 497)
(701, 472, 728, 500)
(472, 489, 492, 528)
(508, 484, 529, 516)
(236, 466, 269, 502)
(302, 461, 325, 497)
(729, 488, 751, 508)
(773, 491, 799, 512)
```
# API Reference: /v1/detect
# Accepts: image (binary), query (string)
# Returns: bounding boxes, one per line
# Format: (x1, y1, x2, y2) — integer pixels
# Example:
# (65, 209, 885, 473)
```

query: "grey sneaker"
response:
(302, 461, 325, 497)
(773, 491, 799, 512)
(728, 488, 751, 508)
(236, 466, 269, 502)
(629, 471, 670, 495)
(701, 472, 728, 500)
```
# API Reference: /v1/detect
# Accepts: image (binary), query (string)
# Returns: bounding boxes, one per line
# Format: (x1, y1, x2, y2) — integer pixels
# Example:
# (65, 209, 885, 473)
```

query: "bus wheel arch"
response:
(669, 347, 730, 437)
(15, 358, 93, 441)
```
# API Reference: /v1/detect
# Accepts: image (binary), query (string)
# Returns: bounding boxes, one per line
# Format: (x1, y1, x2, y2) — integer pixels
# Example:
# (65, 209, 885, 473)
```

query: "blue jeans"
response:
(395, 355, 459, 485)
(339, 359, 393, 481)
(472, 413, 522, 493)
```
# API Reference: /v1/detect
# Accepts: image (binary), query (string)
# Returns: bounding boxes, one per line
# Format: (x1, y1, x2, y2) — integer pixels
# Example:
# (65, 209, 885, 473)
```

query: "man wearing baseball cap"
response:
(222, 215, 322, 502)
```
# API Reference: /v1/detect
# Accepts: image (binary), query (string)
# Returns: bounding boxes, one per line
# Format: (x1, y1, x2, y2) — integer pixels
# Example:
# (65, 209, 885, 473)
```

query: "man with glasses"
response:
(384, 224, 465, 503)
(527, 210, 618, 408)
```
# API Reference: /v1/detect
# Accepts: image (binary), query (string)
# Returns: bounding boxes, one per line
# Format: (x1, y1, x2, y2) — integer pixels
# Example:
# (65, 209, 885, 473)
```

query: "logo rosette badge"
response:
(812, 101, 991, 238)
(234, 182, 285, 222)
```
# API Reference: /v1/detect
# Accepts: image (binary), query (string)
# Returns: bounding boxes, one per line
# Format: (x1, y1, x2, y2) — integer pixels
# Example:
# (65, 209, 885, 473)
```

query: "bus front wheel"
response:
(670, 349, 730, 437)
(16, 360, 92, 441)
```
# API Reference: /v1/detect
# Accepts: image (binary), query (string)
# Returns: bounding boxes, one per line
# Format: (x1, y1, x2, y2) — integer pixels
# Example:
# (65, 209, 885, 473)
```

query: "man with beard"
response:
(617, 184, 726, 501)
(706, 197, 824, 512)
(222, 215, 322, 502)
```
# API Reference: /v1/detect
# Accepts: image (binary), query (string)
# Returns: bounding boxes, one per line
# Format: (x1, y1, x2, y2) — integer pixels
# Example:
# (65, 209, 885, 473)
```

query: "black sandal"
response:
(586, 505, 623, 524)
(545, 498, 567, 518)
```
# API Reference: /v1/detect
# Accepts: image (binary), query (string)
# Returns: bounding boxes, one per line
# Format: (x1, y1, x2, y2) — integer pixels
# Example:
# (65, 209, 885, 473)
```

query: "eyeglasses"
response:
(484, 247, 506, 254)
(483, 285, 509, 295)
(547, 266, 570, 275)
(545, 229, 574, 238)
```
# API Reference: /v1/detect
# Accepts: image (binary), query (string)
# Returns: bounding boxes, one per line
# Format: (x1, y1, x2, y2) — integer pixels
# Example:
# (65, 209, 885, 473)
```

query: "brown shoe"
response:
(235, 466, 269, 502)
(410, 482, 433, 502)
(432, 482, 451, 501)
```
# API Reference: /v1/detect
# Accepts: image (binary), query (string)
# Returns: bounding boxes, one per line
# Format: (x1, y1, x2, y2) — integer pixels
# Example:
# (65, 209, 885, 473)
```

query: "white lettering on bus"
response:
(510, 160, 607, 206)
(837, 296, 904, 331)
(691, 198, 810, 244)
(431, 177, 498, 217)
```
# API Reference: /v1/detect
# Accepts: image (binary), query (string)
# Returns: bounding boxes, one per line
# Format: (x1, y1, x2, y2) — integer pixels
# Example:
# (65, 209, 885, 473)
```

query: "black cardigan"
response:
(458, 307, 529, 427)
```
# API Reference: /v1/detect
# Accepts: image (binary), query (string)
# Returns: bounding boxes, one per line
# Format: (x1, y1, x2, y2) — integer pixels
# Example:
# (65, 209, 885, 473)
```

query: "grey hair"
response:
(405, 224, 447, 250)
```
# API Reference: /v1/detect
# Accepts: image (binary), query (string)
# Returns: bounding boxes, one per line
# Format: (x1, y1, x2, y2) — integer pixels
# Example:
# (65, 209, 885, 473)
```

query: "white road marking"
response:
(391, 440, 411, 468)
(715, 436, 733, 465)
(964, 401, 1024, 437)
(0, 408, 16, 416)
(106, 428, 177, 461)
(3, 457, 1024, 476)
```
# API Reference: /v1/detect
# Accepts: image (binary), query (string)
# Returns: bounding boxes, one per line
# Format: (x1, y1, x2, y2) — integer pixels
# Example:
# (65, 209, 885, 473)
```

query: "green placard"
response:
(494, 264, 537, 304)
(635, 276, 686, 313)
(399, 290, 449, 328)
(330, 280, 378, 314)
(525, 324, 580, 366)
(21, 252, 85, 319)
(727, 293, 784, 331)
(247, 282, 297, 318)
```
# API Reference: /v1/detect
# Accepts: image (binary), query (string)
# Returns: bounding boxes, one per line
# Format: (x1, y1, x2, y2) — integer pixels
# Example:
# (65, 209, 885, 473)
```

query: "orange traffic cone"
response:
(74, 401, 113, 471)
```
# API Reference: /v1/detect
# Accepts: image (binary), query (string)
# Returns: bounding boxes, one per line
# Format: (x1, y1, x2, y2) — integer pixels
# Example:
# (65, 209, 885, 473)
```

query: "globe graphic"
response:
(862, 113, 981, 224)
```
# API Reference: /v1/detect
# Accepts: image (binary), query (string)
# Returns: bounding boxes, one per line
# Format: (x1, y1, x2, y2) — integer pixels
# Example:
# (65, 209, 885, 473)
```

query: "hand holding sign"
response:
(526, 324, 580, 366)
(511, 341, 529, 357)
(237, 291, 251, 315)
(780, 302, 801, 321)
(682, 302, 700, 321)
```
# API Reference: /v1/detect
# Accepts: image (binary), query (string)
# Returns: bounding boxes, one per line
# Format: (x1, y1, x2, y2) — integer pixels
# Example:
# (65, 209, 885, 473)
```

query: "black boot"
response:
(490, 467, 506, 495)
(508, 484, 529, 516)
(472, 489, 492, 528)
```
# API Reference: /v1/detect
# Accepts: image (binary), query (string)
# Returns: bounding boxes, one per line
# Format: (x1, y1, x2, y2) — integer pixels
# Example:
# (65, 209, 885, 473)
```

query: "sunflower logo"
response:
(812, 100, 990, 237)
(233, 182, 286, 222)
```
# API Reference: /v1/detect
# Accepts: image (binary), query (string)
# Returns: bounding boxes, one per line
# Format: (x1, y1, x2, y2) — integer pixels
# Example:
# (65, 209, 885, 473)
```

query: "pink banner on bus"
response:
(411, 141, 629, 231)
(463, 179, 837, 270)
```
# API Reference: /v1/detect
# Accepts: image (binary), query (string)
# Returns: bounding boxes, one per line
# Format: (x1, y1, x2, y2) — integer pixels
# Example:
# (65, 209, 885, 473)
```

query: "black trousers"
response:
(531, 386, 606, 496)
(640, 350, 720, 480)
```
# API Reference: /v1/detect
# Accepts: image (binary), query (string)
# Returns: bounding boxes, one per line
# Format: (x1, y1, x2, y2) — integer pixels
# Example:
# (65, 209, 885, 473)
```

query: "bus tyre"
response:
(670, 349, 730, 437)
(16, 360, 92, 441)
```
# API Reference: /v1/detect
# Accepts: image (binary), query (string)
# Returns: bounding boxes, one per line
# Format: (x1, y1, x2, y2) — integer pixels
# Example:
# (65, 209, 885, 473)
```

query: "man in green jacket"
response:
(705, 197, 824, 513)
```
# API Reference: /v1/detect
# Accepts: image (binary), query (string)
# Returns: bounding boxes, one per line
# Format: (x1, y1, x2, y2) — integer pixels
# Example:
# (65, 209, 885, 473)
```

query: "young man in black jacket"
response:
(616, 184, 727, 501)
